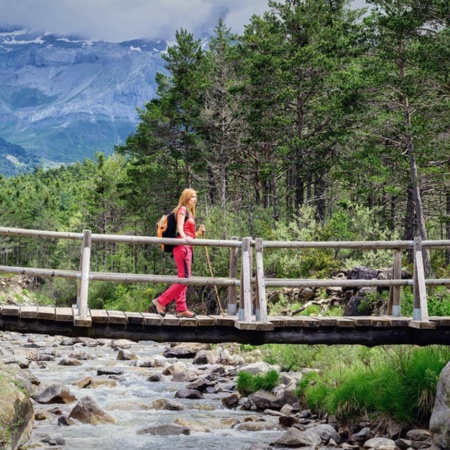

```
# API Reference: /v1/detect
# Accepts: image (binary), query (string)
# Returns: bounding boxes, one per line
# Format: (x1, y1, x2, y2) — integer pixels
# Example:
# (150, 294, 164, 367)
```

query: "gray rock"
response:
(137, 424, 190, 436)
(193, 349, 220, 365)
(430, 361, 450, 449)
(221, 392, 241, 408)
(406, 429, 432, 441)
(307, 423, 341, 444)
(96, 367, 123, 376)
(151, 398, 186, 411)
(69, 396, 116, 425)
(272, 428, 322, 447)
(147, 373, 162, 382)
(117, 349, 138, 361)
(33, 382, 76, 404)
(42, 433, 66, 445)
(363, 437, 396, 449)
(174, 389, 204, 400)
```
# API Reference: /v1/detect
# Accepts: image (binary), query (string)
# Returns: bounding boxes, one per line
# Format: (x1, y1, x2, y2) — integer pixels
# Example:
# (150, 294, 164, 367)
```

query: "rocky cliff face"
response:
(0, 28, 167, 173)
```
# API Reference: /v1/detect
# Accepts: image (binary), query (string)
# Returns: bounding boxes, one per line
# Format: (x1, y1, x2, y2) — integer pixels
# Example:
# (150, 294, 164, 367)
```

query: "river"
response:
(11, 332, 285, 449)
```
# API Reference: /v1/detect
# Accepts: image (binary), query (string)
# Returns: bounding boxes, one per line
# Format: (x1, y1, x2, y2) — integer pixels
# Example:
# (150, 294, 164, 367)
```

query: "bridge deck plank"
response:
(212, 315, 235, 326)
(73, 305, 92, 327)
(256, 321, 274, 331)
(178, 316, 198, 327)
(235, 321, 258, 330)
(347, 316, 392, 327)
(90, 309, 109, 323)
(267, 316, 286, 327)
(143, 312, 162, 326)
(2, 305, 20, 316)
(317, 317, 338, 326)
(336, 317, 356, 327)
(55, 307, 73, 322)
(20, 305, 38, 319)
(196, 315, 216, 326)
(429, 316, 450, 326)
(124, 312, 144, 325)
(162, 314, 180, 326)
(388, 316, 410, 327)
(106, 310, 127, 324)
(408, 320, 436, 330)
(284, 317, 320, 327)
(38, 306, 55, 320)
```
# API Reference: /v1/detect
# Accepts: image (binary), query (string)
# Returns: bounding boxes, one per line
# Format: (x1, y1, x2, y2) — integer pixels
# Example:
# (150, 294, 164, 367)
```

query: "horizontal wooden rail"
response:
(1, 225, 450, 327)
(0, 227, 241, 248)
(0, 266, 240, 286)
(263, 239, 450, 250)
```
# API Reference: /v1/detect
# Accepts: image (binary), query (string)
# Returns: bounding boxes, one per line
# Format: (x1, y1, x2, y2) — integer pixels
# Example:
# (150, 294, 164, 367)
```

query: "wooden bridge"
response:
(1, 226, 450, 346)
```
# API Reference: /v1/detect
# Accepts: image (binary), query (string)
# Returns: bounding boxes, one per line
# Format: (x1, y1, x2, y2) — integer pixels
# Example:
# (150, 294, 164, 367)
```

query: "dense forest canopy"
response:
(0, 0, 449, 307)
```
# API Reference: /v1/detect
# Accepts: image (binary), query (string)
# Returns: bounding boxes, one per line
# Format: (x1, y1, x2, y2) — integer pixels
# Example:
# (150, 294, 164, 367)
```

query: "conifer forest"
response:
(0, 0, 449, 308)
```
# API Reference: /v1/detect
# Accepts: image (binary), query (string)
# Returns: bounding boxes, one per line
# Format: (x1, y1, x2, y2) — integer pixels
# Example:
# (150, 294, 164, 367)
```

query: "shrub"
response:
(296, 345, 450, 426)
(236, 370, 279, 396)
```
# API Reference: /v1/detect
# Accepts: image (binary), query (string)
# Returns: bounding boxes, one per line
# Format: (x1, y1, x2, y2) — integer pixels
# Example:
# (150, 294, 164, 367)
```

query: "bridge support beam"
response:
(76, 229, 92, 323)
(413, 237, 428, 321)
(239, 237, 253, 322)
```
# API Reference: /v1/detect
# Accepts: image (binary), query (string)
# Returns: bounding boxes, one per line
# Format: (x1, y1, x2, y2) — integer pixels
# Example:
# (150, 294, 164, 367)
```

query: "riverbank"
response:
(0, 330, 439, 450)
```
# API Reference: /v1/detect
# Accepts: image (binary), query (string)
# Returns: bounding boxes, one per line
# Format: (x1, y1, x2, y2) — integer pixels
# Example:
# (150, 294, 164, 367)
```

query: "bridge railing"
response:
(0, 226, 449, 327)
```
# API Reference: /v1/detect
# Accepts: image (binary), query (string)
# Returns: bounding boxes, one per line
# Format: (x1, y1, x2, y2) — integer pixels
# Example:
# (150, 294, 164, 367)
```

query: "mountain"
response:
(0, 136, 40, 177)
(0, 27, 167, 174)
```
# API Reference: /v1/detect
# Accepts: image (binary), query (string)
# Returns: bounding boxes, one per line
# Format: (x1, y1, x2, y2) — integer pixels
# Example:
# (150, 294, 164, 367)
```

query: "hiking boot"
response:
(176, 310, 196, 318)
(151, 299, 166, 317)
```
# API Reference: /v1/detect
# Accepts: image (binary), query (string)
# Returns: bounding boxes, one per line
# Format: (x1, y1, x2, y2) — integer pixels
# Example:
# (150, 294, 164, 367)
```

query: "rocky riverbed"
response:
(0, 330, 444, 450)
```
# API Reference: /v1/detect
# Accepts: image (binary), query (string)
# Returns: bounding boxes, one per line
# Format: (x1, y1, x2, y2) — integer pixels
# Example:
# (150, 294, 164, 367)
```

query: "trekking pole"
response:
(202, 230, 225, 316)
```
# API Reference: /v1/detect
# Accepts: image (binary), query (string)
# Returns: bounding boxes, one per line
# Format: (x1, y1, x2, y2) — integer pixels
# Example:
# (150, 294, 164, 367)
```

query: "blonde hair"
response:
(174, 188, 197, 217)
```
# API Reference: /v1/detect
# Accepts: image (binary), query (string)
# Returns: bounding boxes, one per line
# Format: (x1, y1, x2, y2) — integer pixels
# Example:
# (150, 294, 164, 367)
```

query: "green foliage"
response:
(264, 206, 341, 278)
(236, 369, 279, 396)
(398, 287, 450, 317)
(261, 344, 327, 372)
(296, 345, 450, 426)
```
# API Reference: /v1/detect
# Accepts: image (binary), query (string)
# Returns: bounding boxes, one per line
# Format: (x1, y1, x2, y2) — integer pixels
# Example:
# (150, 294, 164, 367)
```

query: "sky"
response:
(0, 0, 368, 43)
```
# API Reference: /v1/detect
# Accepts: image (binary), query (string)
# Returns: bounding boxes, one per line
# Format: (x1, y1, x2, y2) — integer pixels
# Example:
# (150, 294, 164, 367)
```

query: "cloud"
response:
(0, 0, 270, 42)
(0, 0, 367, 42)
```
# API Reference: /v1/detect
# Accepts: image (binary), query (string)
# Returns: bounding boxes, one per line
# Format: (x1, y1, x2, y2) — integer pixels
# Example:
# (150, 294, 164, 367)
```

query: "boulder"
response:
(174, 389, 204, 399)
(307, 424, 341, 444)
(272, 428, 322, 447)
(32, 382, 76, 404)
(430, 361, 450, 449)
(222, 392, 241, 408)
(151, 398, 186, 411)
(137, 424, 190, 436)
(363, 437, 396, 449)
(116, 349, 138, 361)
(192, 349, 220, 365)
(69, 396, 116, 425)
(0, 369, 34, 450)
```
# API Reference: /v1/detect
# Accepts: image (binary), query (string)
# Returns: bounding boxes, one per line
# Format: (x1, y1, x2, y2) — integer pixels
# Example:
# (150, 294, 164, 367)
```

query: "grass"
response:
(294, 345, 450, 426)
(236, 342, 450, 427)
(236, 369, 280, 397)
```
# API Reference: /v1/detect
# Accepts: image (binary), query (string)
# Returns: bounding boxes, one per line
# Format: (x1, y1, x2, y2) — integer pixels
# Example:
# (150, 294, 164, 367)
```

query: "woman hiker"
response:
(152, 188, 206, 318)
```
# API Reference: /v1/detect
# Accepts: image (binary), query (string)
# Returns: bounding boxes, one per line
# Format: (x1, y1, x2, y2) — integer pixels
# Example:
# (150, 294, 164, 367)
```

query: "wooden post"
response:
(78, 229, 92, 317)
(239, 237, 252, 322)
(413, 237, 428, 321)
(255, 238, 268, 322)
(228, 237, 239, 315)
(388, 249, 402, 316)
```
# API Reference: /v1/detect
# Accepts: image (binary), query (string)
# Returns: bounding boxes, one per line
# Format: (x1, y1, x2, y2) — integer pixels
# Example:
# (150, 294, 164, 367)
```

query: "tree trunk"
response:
(446, 191, 450, 265)
(403, 97, 432, 276)
(314, 174, 326, 223)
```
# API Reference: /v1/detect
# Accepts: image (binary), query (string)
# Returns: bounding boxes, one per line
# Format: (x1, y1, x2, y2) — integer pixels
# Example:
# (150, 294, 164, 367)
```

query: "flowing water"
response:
(16, 334, 285, 449)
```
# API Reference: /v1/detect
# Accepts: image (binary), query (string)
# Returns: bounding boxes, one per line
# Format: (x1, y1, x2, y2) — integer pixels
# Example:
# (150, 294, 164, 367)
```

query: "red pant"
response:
(158, 245, 192, 312)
